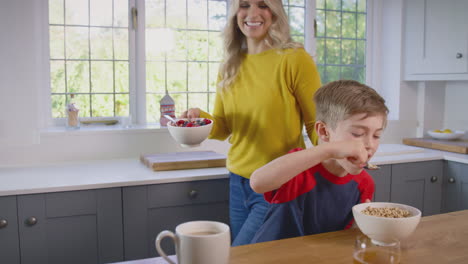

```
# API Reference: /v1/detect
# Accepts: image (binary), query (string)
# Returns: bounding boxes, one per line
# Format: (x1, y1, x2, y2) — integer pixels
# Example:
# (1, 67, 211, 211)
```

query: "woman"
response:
(181, 0, 321, 246)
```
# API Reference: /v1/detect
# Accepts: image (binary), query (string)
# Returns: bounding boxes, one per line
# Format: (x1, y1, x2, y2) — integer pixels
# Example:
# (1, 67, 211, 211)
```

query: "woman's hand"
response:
(180, 108, 201, 119)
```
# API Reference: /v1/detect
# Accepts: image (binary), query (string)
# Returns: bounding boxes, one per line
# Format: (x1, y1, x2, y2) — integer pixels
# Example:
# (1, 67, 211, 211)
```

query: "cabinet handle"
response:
(25, 217, 38, 226)
(456, 53, 463, 59)
(448, 177, 456, 184)
(430, 176, 438, 183)
(0, 219, 7, 229)
(188, 190, 198, 199)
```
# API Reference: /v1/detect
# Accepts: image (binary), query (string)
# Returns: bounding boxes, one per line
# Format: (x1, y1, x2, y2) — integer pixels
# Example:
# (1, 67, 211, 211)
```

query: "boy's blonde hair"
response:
(218, 0, 302, 90)
(314, 80, 389, 129)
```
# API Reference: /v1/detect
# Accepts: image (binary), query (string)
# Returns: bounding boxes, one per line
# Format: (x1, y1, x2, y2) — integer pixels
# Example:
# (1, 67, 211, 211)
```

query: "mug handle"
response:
(155, 230, 178, 264)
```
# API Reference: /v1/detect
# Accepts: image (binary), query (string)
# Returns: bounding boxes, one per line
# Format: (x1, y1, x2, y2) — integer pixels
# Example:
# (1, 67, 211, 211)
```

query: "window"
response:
(315, 0, 367, 84)
(47, 0, 366, 125)
(48, 0, 130, 119)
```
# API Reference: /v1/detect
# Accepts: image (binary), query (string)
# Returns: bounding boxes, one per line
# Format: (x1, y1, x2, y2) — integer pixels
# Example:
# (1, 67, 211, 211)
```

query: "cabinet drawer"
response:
(147, 179, 229, 208)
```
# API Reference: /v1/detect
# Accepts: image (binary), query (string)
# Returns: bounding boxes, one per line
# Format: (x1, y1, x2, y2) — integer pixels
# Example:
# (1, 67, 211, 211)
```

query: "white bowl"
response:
(167, 118, 213, 147)
(427, 130, 464, 140)
(352, 202, 421, 246)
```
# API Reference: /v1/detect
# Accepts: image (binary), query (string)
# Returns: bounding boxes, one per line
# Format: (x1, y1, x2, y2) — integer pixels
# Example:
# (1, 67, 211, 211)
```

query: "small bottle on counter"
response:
(66, 94, 80, 129)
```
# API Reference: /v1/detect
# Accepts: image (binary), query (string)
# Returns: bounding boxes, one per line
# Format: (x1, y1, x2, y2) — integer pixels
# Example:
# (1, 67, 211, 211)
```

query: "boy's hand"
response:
(327, 140, 369, 175)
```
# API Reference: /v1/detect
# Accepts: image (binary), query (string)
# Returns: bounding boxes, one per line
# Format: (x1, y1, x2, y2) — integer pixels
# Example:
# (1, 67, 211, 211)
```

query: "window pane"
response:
(327, 65, 341, 82)
(92, 94, 114, 117)
(208, 93, 216, 113)
(50, 60, 66, 93)
(357, 14, 366, 39)
(317, 65, 326, 83)
(114, 28, 129, 60)
(209, 62, 219, 92)
(91, 61, 113, 93)
(326, 39, 341, 64)
(342, 13, 357, 38)
(90, 27, 113, 60)
(342, 39, 356, 65)
(51, 94, 66, 118)
(167, 0, 186, 28)
(146, 0, 165, 28)
(357, 0, 366, 12)
(65, 0, 88, 25)
(316, 10, 325, 37)
(327, 0, 341, 10)
(325, 11, 341, 37)
(146, 28, 174, 61)
(341, 66, 354, 80)
(65, 26, 89, 59)
(66, 61, 89, 93)
(356, 66, 365, 83)
(357, 40, 366, 64)
(114, 0, 129, 27)
(49, 0, 64, 24)
(188, 0, 208, 30)
(343, 0, 357, 11)
(115, 62, 129, 93)
(289, 7, 305, 36)
(115, 94, 129, 116)
(316, 38, 325, 64)
(50, 26, 65, 59)
(146, 61, 166, 93)
(167, 62, 187, 92)
(209, 1, 226, 31)
(208, 31, 223, 61)
(90, 0, 112, 26)
(317, 0, 325, 9)
(146, 93, 164, 123)
(188, 93, 208, 110)
(172, 93, 187, 116)
(188, 63, 208, 92)
(74, 94, 90, 117)
(167, 30, 187, 61)
(290, 0, 305, 6)
(187, 31, 208, 61)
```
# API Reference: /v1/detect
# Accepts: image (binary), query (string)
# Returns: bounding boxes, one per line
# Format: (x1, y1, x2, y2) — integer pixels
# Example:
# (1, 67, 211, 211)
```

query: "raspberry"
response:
(176, 120, 185, 126)
(204, 119, 212, 124)
(186, 122, 193, 127)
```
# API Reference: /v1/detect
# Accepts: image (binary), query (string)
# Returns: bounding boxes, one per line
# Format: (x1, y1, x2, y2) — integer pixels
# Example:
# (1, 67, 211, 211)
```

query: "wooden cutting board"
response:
(140, 151, 226, 171)
(403, 138, 468, 154)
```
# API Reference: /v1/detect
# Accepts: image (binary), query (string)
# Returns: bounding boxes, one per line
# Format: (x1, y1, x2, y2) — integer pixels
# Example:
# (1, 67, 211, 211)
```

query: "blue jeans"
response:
(229, 172, 269, 246)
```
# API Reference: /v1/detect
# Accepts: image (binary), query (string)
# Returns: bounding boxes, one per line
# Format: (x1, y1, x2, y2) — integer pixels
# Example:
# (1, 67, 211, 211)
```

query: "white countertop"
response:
(1, 144, 468, 197)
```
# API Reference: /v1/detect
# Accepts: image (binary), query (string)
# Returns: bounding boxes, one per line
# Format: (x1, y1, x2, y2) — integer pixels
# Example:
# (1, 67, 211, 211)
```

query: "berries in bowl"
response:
(167, 118, 213, 147)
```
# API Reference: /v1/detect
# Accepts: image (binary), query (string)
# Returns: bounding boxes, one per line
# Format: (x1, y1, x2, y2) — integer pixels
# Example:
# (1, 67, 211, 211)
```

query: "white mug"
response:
(155, 221, 230, 264)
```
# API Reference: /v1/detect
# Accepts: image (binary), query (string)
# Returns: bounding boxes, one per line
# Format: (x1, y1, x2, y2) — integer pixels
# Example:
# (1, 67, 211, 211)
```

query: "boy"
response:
(249, 80, 388, 243)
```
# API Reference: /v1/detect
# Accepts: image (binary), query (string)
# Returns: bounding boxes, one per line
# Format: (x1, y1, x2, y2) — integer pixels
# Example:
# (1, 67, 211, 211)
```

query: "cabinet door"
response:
(367, 165, 391, 202)
(0, 196, 20, 264)
(123, 179, 229, 261)
(442, 161, 468, 213)
(391, 161, 443, 216)
(405, 0, 468, 79)
(17, 188, 123, 264)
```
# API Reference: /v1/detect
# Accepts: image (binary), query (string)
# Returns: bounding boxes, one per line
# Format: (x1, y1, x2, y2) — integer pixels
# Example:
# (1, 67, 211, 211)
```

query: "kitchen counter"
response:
(110, 210, 468, 264)
(2, 144, 468, 197)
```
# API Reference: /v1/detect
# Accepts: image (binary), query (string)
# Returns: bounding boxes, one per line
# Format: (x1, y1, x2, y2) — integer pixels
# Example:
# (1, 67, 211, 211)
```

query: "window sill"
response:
(40, 124, 169, 136)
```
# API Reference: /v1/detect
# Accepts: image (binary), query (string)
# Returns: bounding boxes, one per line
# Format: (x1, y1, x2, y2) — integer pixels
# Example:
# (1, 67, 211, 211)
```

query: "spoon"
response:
(365, 162, 380, 170)
(164, 115, 177, 124)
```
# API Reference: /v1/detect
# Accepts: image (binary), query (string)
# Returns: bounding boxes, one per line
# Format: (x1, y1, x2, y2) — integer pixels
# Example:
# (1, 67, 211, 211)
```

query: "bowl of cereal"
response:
(352, 202, 421, 246)
(167, 118, 213, 147)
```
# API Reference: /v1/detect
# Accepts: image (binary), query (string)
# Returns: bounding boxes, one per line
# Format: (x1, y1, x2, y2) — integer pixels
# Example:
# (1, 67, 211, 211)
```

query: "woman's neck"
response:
(321, 159, 348, 177)
(246, 38, 270, 54)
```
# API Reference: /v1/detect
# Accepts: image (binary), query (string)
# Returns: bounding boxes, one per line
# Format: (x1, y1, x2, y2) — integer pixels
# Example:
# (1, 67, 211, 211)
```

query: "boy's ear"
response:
(315, 120, 330, 143)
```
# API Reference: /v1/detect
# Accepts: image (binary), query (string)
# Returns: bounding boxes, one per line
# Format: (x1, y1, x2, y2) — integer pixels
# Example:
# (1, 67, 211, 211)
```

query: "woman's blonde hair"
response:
(218, 0, 302, 90)
(314, 80, 389, 129)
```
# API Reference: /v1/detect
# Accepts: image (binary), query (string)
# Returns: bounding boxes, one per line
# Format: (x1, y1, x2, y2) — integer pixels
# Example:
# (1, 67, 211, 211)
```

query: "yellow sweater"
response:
(200, 48, 321, 178)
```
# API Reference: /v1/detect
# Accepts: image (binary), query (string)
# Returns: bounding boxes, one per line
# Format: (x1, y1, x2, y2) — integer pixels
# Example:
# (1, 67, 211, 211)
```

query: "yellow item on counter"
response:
(443, 129, 453, 133)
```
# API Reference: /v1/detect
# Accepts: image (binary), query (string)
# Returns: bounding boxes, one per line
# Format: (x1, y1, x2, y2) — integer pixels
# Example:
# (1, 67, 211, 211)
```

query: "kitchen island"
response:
(111, 209, 468, 264)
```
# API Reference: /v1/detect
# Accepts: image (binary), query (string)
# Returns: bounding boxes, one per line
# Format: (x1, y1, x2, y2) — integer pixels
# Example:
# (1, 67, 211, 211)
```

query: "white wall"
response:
(444, 81, 468, 131)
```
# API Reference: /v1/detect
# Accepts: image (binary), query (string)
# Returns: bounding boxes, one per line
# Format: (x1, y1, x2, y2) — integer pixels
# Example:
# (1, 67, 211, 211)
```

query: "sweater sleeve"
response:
(285, 49, 322, 145)
(200, 88, 231, 141)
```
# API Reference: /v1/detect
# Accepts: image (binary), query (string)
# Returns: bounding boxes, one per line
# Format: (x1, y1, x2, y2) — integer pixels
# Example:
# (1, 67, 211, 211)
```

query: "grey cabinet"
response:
(16, 188, 123, 264)
(442, 161, 468, 213)
(391, 161, 443, 216)
(0, 196, 20, 264)
(123, 179, 229, 261)
(367, 165, 391, 202)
